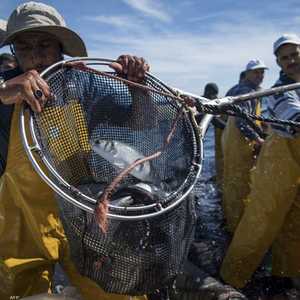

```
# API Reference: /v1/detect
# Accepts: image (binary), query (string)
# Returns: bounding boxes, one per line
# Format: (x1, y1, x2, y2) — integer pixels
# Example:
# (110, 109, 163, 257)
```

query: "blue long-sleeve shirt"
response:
(225, 80, 261, 141)
(268, 72, 300, 137)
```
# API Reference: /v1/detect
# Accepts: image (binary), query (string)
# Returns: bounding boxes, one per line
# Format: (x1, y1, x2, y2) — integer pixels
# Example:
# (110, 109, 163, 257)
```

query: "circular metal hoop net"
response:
(23, 59, 202, 295)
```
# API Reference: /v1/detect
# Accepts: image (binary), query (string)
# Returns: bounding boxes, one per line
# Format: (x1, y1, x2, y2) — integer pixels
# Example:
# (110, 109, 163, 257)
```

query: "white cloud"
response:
(189, 12, 227, 23)
(122, 0, 171, 22)
(87, 6, 299, 96)
(84, 15, 141, 30)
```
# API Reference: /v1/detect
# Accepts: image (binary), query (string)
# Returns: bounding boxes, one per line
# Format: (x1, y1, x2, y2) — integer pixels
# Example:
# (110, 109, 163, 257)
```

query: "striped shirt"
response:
(268, 73, 300, 137)
(225, 80, 261, 141)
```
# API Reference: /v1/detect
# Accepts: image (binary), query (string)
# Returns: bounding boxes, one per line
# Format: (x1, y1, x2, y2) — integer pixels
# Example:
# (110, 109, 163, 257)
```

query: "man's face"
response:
(276, 44, 300, 78)
(205, 91, 218, 100)
(245, 68, 265, 87)
(13, 31, 62, 73)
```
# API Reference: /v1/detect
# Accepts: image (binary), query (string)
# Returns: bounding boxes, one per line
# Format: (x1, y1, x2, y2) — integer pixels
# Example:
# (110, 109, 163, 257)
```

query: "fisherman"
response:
(0, 2, 149, 300)
(195, 82, 219, 123)
(225, 71, 246, 96)
(221, 59, 267, 233)
(203, 82, 219, 100)
(220, 34, 300, 295)
(201, 83, 226, 192)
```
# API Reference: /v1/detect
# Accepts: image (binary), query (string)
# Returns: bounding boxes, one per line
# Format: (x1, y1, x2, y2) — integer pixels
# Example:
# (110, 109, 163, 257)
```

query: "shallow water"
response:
(190, 124, 231, 277)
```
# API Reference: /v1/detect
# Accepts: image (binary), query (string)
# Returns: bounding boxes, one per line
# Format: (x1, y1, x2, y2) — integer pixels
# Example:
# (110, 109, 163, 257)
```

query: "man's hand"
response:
(0, 70, 50, 112)
(109, 55, 150, 83)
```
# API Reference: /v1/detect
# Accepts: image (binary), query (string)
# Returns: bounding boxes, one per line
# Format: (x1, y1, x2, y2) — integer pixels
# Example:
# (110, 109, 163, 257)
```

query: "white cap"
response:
(273, 33, 300, 54)
(245, 59, 268, 72)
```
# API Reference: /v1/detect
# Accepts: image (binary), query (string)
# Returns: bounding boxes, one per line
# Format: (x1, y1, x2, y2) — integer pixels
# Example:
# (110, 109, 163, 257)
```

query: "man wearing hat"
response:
(221, 34, 300, 294)
(222, 59, 267, 234)
(0, 2, 149, 300)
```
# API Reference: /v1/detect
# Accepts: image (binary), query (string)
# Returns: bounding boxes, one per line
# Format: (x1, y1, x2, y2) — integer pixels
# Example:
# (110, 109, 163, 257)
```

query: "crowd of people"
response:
(0, 1, 300, 300)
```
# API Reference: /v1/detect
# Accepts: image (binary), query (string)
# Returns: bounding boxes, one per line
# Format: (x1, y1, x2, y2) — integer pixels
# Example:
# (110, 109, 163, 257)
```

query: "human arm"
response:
(0, 70, 50, 112)
(110, 55, 157, 128)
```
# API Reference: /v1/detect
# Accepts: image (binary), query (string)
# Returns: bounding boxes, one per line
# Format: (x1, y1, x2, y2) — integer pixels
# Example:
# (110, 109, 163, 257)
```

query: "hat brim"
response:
(1, 25, 87, 57)
(274, 41, 300, 54)
(245, 66, 268, 72)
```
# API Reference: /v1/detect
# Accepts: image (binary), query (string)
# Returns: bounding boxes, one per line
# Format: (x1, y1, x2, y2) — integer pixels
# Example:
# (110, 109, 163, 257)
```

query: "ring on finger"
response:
(34, 89, 43, 99)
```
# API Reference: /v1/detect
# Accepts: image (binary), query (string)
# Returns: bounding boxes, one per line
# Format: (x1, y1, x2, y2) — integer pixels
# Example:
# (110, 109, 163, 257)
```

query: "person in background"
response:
(0, 53, 17, 72)
(201, 83, 226, 192)
(221, 59, 267, 233)
(0, 19, 6, 42)
(203, 82, 219, 100)
(225, 71, 246, 96)
(195, 82, 219, 123)
(0, 2, 149, 300)
(221, 34, 300, 297)
(0, 21, 17, 74)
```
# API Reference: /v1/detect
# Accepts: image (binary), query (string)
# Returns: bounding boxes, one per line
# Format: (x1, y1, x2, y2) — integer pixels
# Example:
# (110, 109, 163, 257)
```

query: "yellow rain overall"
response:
(221, 116, 254, 233)
(221, 133, 300, 288)
(0, 105, 147, 300)
(214, 126, 224, 191)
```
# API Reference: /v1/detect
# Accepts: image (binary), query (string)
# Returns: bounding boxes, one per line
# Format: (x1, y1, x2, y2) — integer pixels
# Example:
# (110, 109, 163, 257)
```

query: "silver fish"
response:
(110, 195, 134, 207)
(91, 139, 152, 182)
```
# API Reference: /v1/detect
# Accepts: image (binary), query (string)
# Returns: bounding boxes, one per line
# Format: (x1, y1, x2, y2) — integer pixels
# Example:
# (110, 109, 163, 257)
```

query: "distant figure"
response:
(202, 83, 226, 192)
(0, 19, 6, 43)
(226, 71, 246, 96)
(203, 82, 219, 100)
(0, 53, 17, 72)
(222, 59, 268, 233)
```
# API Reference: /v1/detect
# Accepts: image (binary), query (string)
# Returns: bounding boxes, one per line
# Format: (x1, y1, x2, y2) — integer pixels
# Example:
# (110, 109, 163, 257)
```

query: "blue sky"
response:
(1, 0, 300, 95)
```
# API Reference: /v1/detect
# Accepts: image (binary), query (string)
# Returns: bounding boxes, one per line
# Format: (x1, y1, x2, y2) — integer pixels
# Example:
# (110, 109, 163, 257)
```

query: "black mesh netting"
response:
(58, 190, 196, 295)
(30, 64, 201, 295)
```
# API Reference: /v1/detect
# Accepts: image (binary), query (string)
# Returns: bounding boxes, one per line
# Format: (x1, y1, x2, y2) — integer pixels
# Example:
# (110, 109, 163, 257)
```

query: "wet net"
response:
(24, 59, 202, 295)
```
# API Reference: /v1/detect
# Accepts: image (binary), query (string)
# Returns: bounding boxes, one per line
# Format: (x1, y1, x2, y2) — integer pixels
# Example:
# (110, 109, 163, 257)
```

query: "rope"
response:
(196, 102, 300, 130)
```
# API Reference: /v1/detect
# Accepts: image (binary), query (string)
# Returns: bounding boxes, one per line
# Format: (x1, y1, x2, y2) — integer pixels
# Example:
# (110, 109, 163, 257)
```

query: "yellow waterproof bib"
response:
(221, 133, 300, 288)
(0, 105, 146, 300)
(221, 117, 254, 233)
(214, 127, 224, 191)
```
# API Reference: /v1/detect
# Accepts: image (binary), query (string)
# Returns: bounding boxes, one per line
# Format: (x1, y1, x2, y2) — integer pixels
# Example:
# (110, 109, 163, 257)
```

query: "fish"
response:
(91, 139, 152, 182)
(110, 195, 134, 207)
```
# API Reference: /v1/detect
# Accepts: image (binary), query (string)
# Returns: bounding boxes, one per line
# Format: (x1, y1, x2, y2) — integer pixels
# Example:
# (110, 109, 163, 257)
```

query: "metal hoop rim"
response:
(20, 57, 206, 220)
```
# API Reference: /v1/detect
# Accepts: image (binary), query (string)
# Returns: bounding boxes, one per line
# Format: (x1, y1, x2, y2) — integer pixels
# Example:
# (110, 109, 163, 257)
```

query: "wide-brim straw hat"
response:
(1, 1, 87, 57)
